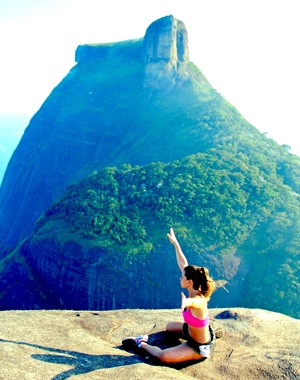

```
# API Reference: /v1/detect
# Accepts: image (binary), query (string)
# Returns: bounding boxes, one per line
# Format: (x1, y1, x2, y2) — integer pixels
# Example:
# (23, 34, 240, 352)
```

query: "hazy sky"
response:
(0, 0, 299, 156)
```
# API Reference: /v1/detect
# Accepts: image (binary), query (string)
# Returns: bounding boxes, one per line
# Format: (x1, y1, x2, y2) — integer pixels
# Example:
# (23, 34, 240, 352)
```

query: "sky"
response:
(0, 0, 299, 158)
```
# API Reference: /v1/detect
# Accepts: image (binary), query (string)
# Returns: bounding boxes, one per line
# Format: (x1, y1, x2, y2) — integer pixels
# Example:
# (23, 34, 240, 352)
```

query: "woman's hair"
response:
(184, 265, 215, 300)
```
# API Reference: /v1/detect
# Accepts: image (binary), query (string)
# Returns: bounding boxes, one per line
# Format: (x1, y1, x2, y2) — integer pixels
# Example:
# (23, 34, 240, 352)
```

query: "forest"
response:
(37, 146, 300, 317)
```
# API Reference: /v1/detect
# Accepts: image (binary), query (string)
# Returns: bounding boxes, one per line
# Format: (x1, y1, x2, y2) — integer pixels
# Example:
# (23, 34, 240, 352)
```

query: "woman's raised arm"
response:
(167, 228, 188, 272)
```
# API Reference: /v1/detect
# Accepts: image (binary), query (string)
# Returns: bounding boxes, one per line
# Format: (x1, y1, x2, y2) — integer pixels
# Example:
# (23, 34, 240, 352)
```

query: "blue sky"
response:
(0, 0, 299, 157)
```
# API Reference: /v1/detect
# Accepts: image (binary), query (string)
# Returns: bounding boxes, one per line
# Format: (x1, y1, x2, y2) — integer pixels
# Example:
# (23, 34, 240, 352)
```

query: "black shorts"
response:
(182, 323, 215, 357)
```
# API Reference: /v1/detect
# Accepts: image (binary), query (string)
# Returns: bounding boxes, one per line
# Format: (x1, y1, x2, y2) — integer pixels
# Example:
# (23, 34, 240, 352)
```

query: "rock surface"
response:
(143, 15, 189, 64)
(143, 15, 189, 88)
(0, 308, 299, 380)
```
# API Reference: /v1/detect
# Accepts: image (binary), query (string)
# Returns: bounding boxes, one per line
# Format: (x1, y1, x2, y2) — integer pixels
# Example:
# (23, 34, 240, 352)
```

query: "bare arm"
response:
(167, 228, 188, 272)
(181, 292, 205, 310)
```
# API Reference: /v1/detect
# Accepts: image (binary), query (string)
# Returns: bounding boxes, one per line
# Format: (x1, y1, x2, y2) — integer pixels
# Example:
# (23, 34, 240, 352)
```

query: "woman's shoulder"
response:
(192, 294, 207, 308)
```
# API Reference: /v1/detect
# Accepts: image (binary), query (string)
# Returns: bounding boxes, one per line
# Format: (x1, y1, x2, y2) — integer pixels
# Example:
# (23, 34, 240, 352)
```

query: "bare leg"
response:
(139, 321, 205, 363)
(166, 321, 184, 334)
(140, 341, 203, 363)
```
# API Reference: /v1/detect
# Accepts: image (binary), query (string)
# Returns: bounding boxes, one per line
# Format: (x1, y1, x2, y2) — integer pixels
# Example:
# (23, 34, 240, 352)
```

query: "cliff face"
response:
(143, 16, 189, 64)
(143, 15, 189, 88)
(0, 231, 233, 311)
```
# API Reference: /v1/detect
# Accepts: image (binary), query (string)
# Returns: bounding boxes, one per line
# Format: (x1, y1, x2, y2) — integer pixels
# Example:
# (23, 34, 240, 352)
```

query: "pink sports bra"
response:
(182, 308, 209, 328)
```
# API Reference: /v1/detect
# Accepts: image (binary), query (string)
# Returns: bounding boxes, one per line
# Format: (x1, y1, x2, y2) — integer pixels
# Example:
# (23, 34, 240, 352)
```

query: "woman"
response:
(124, 228, 217, 364)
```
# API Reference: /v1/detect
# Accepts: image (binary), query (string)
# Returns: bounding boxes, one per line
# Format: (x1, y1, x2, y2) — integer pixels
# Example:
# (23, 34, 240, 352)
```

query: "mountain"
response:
(0, 15, 200, 246)
(0, 16, 299, 317)
(3, 14, 297, 247)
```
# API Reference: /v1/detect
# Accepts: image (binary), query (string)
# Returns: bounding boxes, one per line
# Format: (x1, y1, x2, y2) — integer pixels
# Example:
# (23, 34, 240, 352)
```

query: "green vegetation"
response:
(37, 144, 300, 317)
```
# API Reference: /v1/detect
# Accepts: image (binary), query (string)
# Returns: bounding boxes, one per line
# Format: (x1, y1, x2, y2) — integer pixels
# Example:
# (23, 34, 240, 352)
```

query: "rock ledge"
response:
(0, 308, 299, 379)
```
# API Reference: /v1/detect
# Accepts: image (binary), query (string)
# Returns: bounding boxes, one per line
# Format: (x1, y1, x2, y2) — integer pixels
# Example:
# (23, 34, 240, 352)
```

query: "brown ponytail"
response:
(184, 265, 216, 301)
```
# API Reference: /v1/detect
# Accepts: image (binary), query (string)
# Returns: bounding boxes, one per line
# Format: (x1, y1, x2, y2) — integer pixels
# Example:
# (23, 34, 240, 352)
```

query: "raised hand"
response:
(167, 227, 188, 271)
(167, 228, 179, 246)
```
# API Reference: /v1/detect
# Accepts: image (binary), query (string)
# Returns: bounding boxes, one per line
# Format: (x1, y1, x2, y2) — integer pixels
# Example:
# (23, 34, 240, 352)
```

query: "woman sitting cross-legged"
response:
(123, 228, 219, 364)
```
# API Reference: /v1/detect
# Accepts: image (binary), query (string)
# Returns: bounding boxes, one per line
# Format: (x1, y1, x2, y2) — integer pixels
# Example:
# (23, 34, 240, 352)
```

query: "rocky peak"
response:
(142, 15, 190, 89)
(143, 15, 189, 64)
(74, 15, 190, 89)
